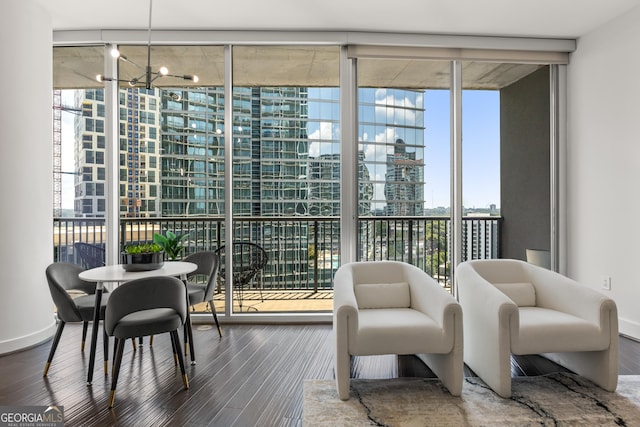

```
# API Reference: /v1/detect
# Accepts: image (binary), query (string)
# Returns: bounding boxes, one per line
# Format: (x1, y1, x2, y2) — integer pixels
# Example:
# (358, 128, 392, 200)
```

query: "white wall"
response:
(568, 5, 640, 338)
(0, 0, 56, 354)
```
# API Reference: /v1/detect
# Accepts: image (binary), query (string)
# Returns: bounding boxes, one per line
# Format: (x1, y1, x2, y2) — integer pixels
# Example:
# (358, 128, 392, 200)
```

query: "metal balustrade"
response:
(54, 216, 501, 292)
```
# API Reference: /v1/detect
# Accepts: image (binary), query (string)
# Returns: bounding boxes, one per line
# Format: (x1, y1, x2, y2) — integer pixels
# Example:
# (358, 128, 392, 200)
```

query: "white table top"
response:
(79, 261, 197, 283)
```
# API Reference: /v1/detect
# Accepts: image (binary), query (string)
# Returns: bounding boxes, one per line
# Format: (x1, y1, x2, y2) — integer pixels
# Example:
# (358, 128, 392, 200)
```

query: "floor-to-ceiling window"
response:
(53, 46, 109, 266)
(352, 50, 554, 288)
(231, 46, 340, 313)
(53, 36, 565, 319)
(356, 57, 452, 285)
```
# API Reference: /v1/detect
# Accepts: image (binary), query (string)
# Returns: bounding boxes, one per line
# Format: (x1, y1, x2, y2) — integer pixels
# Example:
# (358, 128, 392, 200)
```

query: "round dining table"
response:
(79, 261, 197, 385)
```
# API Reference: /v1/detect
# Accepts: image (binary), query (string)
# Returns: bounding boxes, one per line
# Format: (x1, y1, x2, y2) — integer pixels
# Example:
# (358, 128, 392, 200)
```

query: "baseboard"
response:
(619, 317, 640, 341)
(0, 320, 56, 356)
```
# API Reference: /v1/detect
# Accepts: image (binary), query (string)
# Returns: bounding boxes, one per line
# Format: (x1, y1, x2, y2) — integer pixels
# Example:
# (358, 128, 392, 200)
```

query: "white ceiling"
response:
(33, 0, 640, 39)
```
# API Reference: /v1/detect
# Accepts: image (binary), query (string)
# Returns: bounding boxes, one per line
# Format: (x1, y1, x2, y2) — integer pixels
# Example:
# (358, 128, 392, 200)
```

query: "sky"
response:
(424, 89, 500, 209)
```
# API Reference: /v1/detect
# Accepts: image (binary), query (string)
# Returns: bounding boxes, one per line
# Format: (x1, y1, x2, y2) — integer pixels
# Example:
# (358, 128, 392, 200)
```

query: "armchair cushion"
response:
(512, 307, 610, 354)
(494, 282, 536, 307)
(355, 282, 410, 309)
(354, 308, 450, 355)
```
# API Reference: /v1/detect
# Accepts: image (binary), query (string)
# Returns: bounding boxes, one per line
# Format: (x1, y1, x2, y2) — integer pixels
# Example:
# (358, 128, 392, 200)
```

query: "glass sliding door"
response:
(459, 62, 502, 261)
(231, 46, 340, 313)
(357, 58, 452, 287)
(117, 45, 227, 315)
(53, 45, 229, 315)
(53, 46, 111, 267)
(355, 56, 552, 285)
(461, 62, 551, 263)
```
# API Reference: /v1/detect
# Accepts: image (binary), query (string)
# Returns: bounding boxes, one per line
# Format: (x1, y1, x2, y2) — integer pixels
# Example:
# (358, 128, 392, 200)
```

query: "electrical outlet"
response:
(601, 276, 611, 290)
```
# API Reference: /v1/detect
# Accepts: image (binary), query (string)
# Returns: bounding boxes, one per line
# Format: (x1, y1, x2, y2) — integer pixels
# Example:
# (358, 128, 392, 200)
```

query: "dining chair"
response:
(148, 253, 220, 362)
(214, 242, 267, 311)
(44, 262, 110, 376)
(104, 275, 189, 408)
(183, 251, 222, 337)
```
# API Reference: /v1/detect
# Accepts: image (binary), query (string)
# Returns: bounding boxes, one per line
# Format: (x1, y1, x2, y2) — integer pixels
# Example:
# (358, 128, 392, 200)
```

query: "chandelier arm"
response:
(99, 0, 198, 87)
(145, 0, 153, 88)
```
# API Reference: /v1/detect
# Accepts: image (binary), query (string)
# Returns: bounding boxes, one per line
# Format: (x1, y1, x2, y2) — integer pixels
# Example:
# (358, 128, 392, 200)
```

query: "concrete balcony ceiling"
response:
(53, 45, 544, 90)
(44, 0, 640, 90)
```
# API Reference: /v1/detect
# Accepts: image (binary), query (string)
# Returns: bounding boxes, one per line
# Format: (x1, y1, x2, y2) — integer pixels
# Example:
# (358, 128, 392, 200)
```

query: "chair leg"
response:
(169, 331, 178, 366)
(183, 322, 189, 356)
(149, 335, 154, 346)
(180, 309, 196, 364)
(171, 330, 189, 389)
(112, 338, 118, 376)
(209, 300, 222, 337)
(103, 326, 109, 376)
(236, 287, 244, 312)
(81, 321, 88, 352)
(109, 337, 126, 409)
(43, 321, 65, 376)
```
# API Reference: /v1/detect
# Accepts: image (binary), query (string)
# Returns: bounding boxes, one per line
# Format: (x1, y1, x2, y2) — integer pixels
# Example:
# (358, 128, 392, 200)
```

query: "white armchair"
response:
(333, 261, 463, 400)
(457, 259, 618, 398)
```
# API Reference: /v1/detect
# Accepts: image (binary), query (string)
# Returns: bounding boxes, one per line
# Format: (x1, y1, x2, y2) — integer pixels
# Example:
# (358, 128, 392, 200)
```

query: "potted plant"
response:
(121, 242, 164, 271)
(153, 230, 189, 261)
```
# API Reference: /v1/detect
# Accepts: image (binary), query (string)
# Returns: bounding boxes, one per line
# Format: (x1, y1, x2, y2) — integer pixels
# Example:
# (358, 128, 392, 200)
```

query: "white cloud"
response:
(307, 121, 336, 157)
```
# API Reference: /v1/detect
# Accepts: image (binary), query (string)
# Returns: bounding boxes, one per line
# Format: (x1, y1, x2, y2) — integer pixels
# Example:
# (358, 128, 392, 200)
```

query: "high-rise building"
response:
(384, 138, 424, 216)
(73, 87, 162, 218)
(72, 86, 426, 286)
(73, 89, 107, 217)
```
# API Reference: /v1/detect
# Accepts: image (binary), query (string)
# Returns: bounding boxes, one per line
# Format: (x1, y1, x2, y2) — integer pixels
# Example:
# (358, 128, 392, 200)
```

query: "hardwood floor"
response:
(1, 323, 639, 426)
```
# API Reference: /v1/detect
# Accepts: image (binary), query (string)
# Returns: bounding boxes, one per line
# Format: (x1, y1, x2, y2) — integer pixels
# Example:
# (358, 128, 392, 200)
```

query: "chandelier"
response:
(96, 0, 198, 89)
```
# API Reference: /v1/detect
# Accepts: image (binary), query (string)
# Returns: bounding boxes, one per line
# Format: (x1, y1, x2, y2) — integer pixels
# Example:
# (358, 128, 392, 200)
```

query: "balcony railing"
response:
(53, 216, 501, 290)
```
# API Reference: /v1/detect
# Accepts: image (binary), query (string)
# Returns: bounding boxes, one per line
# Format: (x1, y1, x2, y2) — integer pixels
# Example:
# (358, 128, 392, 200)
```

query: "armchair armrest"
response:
(405, 264, 460, 328)
(333, 265, 359, 350)
(333, 264, 360, 399)
(527, 264, 617, 326)
(457, 263, 518, 342)
(456, 262, 518, 397)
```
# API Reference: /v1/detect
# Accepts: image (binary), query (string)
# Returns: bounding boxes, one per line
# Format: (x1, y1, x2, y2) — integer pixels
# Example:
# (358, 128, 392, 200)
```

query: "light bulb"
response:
(159, 66, 169, 75)
(192, 75, 199, 83)
(110, 48, 121, 58)
(96, 74, 104, 82)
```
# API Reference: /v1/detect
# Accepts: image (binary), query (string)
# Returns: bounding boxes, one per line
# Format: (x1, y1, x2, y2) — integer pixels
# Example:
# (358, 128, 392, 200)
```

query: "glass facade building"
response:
(70, 85, 426, 290)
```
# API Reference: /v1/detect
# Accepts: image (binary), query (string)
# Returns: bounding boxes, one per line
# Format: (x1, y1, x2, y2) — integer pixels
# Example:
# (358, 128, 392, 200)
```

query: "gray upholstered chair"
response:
(44, 262, 110, 376)
(333, 261, 463, 400)
(457, 259, 618, 398)
(105, 276, 189, 408)
(183, 251, 222, 337)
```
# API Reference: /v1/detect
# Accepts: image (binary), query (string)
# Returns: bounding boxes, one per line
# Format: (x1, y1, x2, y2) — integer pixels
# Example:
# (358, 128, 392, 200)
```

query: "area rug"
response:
(303, 373, 640, 426)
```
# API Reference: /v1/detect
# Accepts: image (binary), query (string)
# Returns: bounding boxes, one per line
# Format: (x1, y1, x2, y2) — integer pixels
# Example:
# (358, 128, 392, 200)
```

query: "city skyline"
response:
(59, 87, 501, 214)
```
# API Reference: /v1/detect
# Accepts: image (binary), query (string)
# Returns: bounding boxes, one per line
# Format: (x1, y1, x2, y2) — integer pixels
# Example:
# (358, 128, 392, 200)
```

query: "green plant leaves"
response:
(153, 231, 189, 260)
(123, 243, 162, 254)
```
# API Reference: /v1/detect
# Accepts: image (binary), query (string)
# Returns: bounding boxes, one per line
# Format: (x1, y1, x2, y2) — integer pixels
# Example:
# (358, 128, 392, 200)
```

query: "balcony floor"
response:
(196, 289, 334, 313)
